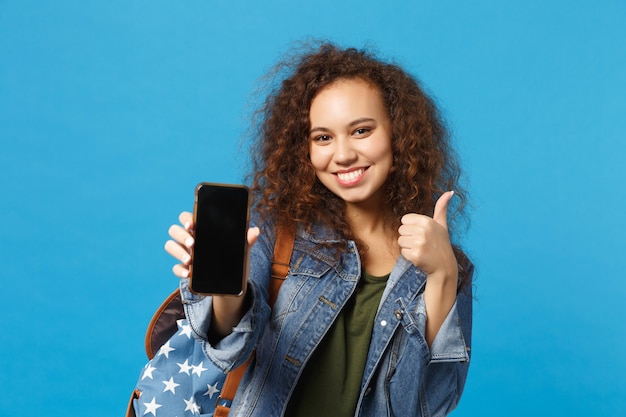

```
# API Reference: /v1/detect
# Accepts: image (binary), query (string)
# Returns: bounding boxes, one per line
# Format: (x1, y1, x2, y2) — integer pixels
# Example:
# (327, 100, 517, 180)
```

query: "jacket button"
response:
(380, 320, 387, 327)
(394, 309, 403, 320)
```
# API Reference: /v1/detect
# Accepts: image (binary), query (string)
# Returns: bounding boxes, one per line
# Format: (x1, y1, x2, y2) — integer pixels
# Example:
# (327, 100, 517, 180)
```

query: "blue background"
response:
(1, 1, 625, 415)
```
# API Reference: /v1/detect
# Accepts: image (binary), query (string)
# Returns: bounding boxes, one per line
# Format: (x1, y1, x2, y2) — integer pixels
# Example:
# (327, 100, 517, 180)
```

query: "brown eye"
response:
(313, 134, 332, 143)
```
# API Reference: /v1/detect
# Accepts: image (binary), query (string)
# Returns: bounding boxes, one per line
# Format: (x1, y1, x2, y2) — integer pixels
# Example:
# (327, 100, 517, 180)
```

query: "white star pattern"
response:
(204, 381, 221, 399)
(143, 397, 162, 416)
(132, 319, 227, 416)
(158, 340, 175, 358)
(191, 361, 208, 377)
(184, 396, 201, 415)
(142, 364, 156, 380)
(162, 377, 180, 394)
(177, 319, 193, 339)
(177, 359, 192, 375)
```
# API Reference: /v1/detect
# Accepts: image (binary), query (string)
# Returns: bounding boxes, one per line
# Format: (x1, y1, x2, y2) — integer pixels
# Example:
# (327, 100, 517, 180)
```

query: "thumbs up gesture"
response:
(398, 191, 458, 281)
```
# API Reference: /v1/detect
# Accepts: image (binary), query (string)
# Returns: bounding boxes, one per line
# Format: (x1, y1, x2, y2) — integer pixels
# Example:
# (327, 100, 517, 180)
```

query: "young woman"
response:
(165, 43, 473, 417)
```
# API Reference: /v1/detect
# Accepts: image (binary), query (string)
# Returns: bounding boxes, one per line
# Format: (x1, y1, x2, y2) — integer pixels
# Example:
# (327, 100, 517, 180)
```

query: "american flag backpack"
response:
(126, 226, 295, 417)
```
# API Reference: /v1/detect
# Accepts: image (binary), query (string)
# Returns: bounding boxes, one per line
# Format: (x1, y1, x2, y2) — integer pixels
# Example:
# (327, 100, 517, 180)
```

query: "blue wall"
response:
(1, 1, 624, 415)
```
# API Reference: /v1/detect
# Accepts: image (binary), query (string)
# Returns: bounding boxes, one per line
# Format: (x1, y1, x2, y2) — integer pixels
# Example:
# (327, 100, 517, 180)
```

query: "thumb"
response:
(247, 227, 261, 247)
(433, 191, 454, 229)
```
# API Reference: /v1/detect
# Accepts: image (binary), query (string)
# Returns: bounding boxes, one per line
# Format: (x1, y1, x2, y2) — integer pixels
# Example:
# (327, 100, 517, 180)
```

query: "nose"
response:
(334, 137, 357, 166)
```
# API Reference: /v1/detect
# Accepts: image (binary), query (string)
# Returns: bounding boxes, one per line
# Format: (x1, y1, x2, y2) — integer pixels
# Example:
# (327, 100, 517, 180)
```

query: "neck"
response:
(345, 201, 393, 240)
(345, 201, 400, 276)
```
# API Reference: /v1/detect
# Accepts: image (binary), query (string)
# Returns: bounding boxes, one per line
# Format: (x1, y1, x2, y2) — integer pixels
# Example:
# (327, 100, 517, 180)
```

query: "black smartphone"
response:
(190, 183, 250, 295)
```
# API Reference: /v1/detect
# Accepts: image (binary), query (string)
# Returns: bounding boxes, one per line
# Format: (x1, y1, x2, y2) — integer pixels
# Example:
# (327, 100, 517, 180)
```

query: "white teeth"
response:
(337, 169, 364, 182)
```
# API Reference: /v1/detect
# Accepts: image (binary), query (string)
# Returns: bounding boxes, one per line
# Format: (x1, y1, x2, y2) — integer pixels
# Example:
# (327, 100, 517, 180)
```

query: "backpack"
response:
(126, 226, 295, 417)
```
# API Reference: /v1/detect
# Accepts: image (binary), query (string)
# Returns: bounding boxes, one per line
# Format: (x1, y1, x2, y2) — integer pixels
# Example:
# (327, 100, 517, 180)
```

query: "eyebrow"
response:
(309, 117, 377, 135)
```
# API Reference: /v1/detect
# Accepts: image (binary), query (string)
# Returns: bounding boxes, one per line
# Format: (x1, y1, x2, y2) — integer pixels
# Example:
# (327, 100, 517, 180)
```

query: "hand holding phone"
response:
(189, 183, 250, 296)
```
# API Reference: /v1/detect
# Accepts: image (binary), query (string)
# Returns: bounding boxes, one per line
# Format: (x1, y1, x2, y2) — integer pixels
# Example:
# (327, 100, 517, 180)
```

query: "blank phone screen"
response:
(190, 184, 249, 295)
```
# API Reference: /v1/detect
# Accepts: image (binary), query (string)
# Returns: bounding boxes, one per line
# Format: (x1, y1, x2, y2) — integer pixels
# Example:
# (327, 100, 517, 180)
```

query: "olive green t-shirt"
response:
(285, 271, 389, 417)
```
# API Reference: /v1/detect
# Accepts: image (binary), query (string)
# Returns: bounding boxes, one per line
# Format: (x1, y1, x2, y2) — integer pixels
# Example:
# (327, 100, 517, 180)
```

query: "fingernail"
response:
(184, 222, 191, 230)
(181, 269, 189, 278)
(185, 237, 194, 247)
(182, 254, 191, 265)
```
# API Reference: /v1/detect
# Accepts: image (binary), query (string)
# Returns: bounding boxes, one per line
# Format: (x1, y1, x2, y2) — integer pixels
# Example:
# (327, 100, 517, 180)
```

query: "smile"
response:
(335, 168, 367, 184)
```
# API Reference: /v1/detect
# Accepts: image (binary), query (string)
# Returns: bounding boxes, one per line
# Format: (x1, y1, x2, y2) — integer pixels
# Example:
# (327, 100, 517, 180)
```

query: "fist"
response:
(397, 191, 458, 280)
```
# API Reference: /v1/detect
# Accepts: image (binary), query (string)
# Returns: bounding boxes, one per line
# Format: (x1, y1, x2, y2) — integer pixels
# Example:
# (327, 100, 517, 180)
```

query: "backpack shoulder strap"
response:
(268, 225, 296, 305)
(215, 225, 295, 416)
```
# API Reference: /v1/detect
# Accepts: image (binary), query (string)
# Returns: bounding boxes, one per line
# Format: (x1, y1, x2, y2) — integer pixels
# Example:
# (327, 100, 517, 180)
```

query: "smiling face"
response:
(308, 78, 393, 209)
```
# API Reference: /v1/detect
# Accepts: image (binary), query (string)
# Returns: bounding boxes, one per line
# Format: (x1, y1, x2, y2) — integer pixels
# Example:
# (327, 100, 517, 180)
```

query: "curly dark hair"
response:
(247, 41, 471, 283)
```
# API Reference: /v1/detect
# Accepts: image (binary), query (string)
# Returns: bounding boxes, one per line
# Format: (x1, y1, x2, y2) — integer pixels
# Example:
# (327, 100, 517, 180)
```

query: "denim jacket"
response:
(181, 219, 473, 417)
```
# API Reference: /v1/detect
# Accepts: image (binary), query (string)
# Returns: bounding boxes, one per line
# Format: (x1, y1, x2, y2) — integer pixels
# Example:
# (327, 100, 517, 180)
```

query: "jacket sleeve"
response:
(180, 219, 275, 372)
(419, 264, 473, 416)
